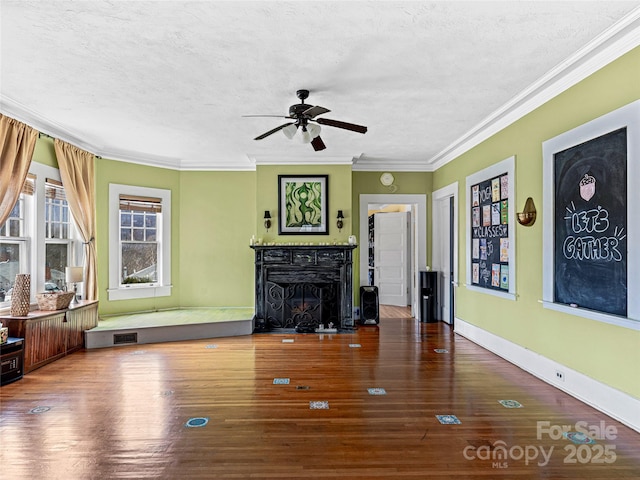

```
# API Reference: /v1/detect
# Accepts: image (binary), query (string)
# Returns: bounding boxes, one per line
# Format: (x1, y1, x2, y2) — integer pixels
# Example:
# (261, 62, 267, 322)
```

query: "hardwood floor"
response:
(1, 312, 639, 479)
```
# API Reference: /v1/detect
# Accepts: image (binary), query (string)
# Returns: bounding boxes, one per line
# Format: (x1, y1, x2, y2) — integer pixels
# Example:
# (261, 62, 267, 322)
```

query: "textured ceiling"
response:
(1, 1, 639, 171)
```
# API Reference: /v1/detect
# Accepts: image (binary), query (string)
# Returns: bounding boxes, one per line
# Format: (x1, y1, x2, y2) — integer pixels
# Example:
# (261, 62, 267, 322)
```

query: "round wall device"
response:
(380, 172, 394, 186)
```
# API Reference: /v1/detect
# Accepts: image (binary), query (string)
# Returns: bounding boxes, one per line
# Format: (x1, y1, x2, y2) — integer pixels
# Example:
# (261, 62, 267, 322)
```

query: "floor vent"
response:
(113, 332, 138, 345)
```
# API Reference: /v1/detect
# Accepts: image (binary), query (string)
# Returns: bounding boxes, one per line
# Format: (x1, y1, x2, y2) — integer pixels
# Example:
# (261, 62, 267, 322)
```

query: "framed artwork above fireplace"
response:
(278, 175, 328, 234)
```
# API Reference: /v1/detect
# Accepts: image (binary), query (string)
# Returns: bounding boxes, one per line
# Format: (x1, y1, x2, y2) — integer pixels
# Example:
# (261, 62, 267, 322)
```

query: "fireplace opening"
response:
(265, 281, 339, 329)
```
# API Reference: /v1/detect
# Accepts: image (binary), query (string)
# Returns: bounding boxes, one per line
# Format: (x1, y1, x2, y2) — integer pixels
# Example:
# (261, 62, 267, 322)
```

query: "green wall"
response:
(94, 161, 353, 314)
(178, 170, 255, 307)
(255, 164, 353, 244)
(32, 136, 57, 167)
(433, 46, 640, 398)
(95, 159, 182, 315)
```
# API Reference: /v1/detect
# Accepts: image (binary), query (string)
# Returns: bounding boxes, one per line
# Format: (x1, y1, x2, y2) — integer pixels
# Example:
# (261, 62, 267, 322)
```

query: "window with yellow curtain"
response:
(0, 174, 34, 305)
(0, 164, 82, 310)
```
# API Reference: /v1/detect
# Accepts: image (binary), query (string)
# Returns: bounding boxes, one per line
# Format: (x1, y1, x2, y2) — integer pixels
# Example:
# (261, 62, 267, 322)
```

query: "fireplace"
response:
(251, 245, 356, 332)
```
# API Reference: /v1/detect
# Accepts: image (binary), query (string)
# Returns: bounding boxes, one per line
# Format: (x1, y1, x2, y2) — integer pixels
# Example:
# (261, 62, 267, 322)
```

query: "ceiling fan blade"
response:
(302, 105, 331, 118)
(316, 117, 367, 134)
(311, 135, 326, 151)
(243, 115, 293, 119)
(254, 123, 294, 140)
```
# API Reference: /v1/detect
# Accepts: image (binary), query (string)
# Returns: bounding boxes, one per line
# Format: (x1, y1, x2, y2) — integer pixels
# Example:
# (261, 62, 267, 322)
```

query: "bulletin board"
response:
(465, 156, 516, 299)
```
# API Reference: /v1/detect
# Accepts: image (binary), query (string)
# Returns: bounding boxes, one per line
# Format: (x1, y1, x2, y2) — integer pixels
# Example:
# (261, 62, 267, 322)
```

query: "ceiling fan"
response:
(244, 89, 367, 151)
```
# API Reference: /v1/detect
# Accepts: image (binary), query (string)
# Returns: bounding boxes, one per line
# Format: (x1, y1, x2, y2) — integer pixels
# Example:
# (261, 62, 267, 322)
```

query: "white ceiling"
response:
(1, 1, 639, 171)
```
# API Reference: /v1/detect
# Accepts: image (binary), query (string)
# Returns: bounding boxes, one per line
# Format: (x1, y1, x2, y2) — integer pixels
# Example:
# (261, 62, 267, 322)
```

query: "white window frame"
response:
(108, 184, 172, 301)
(465, 156, 516, 300)
(542, 100, 640, 330)
(44, 179, 74, 291)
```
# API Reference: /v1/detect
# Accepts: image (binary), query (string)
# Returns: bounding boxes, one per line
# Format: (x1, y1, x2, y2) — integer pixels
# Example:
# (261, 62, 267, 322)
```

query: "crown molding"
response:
(429, 6, 640, 171)
(0, 95, 100, 155)
(0, 95, 186, 169)
(94, 149, 182, 170)
(180, 159, 257, 171)
(352, 155, 434, 172)
(247, 154, 356, 166)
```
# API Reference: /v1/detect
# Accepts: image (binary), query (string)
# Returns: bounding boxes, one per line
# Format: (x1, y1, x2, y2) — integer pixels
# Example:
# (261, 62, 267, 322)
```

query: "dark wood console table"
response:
(251, 244, 356, 332)
(0, 300, 98, 373)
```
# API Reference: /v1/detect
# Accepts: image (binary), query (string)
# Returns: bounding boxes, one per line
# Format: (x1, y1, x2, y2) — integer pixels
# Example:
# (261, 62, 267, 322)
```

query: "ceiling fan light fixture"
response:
(307, 123, 321, 139)
(282, 124, 298, 139)
(300, 125, 313, 144)
(299, 124, 321, 144)
(249, 90, 366, 151)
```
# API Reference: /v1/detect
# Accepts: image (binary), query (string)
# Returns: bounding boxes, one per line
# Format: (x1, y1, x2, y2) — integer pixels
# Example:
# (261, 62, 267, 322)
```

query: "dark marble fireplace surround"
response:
(250, 245, 356, 332)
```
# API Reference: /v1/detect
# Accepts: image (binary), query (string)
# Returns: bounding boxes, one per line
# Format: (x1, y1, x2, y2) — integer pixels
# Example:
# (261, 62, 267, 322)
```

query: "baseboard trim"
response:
(454, 317, 640, 433)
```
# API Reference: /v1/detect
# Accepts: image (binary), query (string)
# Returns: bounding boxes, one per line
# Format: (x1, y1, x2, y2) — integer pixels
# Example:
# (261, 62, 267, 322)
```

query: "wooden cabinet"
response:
(0, 300, 98, 373)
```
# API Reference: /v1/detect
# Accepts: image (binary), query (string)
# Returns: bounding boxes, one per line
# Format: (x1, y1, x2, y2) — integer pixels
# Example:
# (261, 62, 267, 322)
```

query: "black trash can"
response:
(419, 271, 438, 323)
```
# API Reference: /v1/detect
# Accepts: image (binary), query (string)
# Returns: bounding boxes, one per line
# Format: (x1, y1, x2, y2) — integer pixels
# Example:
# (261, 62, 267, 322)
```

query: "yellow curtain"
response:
(0, 115, 38, 226)
(54, 139, 98, 301)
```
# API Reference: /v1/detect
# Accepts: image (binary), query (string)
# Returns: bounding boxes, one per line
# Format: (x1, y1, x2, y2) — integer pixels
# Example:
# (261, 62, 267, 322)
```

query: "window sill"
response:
(541, 301, 640, 331)
(107, 285, 172, 301)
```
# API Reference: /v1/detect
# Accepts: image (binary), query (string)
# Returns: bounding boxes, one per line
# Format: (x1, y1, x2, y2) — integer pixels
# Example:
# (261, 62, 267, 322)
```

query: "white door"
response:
(375, 212, 409, 306)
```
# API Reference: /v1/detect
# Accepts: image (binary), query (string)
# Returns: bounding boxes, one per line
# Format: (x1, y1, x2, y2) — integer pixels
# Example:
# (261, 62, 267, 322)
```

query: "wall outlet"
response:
(555, 370, 564, 382)
(354, 307, 360, 319)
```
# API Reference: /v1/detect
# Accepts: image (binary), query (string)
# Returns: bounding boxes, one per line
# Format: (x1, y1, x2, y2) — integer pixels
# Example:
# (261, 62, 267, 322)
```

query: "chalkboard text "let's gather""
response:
(563, 206, 624, 262)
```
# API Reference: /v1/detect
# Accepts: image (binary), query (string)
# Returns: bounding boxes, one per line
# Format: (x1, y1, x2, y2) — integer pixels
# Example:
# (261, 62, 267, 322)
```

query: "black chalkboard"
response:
(554, 127, 627, 316)
(470, 173, 510, 291)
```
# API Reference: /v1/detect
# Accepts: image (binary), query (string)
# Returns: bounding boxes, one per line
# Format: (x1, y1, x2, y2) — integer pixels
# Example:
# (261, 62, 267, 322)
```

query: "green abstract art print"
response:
(278, 175, 328, 234)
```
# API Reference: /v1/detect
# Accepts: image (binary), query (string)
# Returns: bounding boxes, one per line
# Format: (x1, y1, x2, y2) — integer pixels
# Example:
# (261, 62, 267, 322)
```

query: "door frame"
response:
(431, 182, 459, 323)
(359, 194, 427, 319)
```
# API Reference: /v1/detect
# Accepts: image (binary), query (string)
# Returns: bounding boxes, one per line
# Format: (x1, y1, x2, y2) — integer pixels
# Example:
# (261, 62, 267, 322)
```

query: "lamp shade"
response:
(307, 123, 321, 139)
(282, 124, 298, 139)
(65, 266, 84, 283)
(300, 126, 312, 144)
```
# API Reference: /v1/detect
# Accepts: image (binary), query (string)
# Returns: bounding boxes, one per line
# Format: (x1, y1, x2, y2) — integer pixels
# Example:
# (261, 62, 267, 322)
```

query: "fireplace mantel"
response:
(250, 244, 357, 332)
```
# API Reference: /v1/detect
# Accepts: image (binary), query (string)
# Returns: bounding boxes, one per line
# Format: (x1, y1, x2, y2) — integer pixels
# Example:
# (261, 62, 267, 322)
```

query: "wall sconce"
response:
(264, 211, 272, 231)
(336, 210, 344, 231)
(517, 197, 537, 226)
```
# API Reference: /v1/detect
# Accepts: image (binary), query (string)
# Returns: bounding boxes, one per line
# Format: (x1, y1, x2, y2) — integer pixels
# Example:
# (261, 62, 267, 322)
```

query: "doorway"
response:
(431, 183, 458, 324)
(359, 194, 427, 320)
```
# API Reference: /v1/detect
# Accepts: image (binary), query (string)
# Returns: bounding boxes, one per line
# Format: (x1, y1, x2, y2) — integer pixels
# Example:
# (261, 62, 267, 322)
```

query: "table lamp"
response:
(65, 266, 84, 305)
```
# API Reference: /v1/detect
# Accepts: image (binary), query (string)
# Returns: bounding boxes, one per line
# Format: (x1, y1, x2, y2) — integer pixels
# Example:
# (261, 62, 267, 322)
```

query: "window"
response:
(44, 179, 71, 291)
(119, 195, 160, 285)
(0, 175, 33, 305)
(108, 184, 171, 300)
(0, 164, 80, 311)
